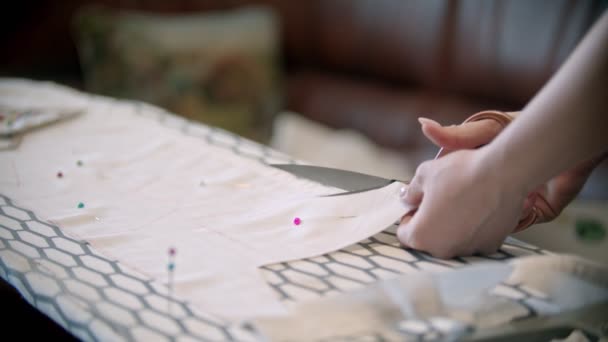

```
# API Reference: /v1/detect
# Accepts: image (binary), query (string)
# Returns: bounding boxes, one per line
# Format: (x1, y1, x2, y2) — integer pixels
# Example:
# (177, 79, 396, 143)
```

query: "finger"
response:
(523, 193, 537, 211)
(398, 211, 416, 248)
(400, 181, 423, 206)
(520, 192, 537, 221)
(532, 194, 559, 223)
(397, 201, 456, 259)
(419, 117, 503, 150)
(397, 208, 421, 250)
(401, 164, 429, 206)
(539, 166, 591, 222)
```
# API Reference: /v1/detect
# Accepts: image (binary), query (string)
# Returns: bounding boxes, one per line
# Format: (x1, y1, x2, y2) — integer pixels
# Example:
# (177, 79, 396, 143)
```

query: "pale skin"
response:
(398, 12, 608, 259)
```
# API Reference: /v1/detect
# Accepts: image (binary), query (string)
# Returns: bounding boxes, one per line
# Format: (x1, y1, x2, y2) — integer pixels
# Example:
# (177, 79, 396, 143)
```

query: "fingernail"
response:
(399, 186, 408, 198)
(418, 117, 440, 127)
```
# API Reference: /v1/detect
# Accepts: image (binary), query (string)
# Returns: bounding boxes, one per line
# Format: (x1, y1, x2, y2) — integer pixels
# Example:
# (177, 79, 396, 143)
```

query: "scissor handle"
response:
(434, 110, 517, 160)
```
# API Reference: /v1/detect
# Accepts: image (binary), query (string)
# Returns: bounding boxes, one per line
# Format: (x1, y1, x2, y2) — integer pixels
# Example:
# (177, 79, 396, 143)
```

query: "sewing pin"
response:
(168, 247, 176, 313)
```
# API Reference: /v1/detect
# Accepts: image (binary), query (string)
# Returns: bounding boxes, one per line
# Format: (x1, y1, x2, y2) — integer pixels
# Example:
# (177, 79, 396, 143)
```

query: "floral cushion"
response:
(74, 6, 282, 143)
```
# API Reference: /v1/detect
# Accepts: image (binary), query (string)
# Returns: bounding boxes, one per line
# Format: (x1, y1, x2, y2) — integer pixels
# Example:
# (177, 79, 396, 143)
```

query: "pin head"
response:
(57, 171, 63, 178)
(293, 217, 302, 226)
(168, 262, 175, 271)
(77, 202, 85, 209)
(168, 247, 176, 256)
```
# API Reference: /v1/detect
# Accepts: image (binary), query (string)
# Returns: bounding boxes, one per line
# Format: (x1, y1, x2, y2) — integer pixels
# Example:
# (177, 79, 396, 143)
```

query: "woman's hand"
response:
(418, 116, 600, 228)
(399, 148, 526, 258)
(398, 116, 603, 258)
(399, 13, 608, 258)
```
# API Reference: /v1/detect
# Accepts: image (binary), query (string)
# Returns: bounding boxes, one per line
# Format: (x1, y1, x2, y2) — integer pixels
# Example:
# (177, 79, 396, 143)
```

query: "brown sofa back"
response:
(2, 0, 605, 150)
(274, 0, 604, 105)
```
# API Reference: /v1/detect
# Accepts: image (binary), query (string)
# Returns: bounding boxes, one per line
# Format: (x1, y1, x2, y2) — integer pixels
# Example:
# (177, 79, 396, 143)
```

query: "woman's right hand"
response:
(417, 115, 602, 230)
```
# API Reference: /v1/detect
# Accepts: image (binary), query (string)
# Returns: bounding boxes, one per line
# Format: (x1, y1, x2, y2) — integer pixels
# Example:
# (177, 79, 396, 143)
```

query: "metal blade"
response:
(270, 164, 397, 191)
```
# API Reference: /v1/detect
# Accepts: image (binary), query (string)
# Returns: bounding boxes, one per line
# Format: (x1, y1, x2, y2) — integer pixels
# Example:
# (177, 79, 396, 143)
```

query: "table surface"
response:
(0, 80, 562, 341)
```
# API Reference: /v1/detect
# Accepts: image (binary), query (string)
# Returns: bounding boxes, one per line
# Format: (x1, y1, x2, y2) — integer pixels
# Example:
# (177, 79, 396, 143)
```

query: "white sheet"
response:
(0, 79, 410, 320)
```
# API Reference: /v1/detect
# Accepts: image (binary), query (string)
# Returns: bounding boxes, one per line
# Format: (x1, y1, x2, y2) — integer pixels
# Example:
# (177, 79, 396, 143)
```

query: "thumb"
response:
(419, 117, 503, 150)
(397, 202, 456, 259)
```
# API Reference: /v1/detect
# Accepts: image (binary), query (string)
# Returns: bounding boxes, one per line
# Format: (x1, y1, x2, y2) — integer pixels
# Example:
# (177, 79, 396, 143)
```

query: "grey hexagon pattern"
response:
(0, 193, 257, 341)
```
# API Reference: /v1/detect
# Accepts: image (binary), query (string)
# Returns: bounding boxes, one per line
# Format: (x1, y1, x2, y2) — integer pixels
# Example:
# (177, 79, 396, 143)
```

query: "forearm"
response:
(481, 12, 608, 194)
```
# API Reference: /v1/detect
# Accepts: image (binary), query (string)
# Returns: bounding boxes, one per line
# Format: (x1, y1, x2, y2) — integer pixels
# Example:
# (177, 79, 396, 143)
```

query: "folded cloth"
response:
(253, 254, 608, 341)
(0, 106, 82, 137)
(0, 80, 84, 149)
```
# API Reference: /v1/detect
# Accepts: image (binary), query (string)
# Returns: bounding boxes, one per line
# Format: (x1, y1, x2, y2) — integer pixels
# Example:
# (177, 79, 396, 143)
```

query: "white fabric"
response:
(0, 79, 410, 320)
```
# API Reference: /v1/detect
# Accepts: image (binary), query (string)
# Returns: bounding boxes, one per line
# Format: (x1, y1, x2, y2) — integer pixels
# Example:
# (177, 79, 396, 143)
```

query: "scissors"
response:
(270, 110, 545, 232)
(269, 111, 495, 195)
(269, 121, 463, 196)
(270, 163, 409, 196)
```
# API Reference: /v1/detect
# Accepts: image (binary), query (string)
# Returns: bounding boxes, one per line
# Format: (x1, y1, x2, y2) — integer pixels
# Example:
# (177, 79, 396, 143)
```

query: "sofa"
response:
(3, 0, 606, 152)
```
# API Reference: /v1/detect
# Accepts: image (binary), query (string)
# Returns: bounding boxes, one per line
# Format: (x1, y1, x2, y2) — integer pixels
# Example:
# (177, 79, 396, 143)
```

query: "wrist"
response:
(474, 144, 532, 199)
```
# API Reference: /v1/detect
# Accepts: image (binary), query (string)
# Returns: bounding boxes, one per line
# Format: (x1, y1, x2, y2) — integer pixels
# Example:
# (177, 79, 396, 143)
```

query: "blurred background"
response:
(2, 0, 607, 186)
(1, 1, 607, 339)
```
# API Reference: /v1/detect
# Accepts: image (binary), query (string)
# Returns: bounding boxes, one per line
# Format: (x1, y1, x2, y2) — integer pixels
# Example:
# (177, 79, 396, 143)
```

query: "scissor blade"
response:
(270, 164, 396, 192)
